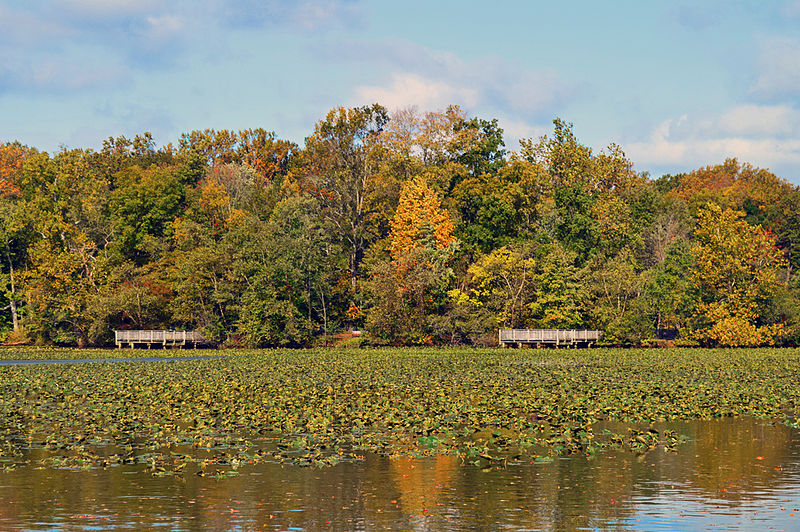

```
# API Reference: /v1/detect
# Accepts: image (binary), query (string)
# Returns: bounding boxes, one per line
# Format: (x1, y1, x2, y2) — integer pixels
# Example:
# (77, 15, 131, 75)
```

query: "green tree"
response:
(528, 243, 583, 328)
(109, 164, 190, 265)
(166, 217, 238, 340)
(450, 115, 506, 179)
(301, 104, 389, 294)
(642, 238, 696, 337)
(582, 248, 648, 344)
(236, 194, 335, 347)
(521, 119, 598, 263)
(766, 189, 800, 272)
(0, 143, 33, 338)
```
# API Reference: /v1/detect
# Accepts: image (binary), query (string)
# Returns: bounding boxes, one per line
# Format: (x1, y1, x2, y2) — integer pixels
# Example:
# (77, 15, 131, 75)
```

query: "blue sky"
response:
(2, 0, 800, 182)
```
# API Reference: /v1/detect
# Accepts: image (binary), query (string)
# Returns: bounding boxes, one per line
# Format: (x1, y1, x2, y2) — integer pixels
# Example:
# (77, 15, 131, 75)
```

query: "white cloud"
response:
(624, 106, 800, 178)
(0, 4, 128, 95)
(352, 73, 479, 111)
(626, 118, 690, 166)
(717, 104, 800, 137)
(750, 37, 800, 100)
(498, 119, 546, 145)
(498, 69, 567, 116)
(346, 40, 571, 122)
(496, 118, 549, 152)
(344, 39, 572, 156)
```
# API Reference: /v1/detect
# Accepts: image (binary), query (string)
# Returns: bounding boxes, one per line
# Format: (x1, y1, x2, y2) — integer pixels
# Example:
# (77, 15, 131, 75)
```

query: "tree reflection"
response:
(0, 419, 798, 530)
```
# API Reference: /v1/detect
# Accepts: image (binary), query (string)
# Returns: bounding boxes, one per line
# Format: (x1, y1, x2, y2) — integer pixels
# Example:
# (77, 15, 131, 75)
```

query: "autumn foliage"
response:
(692, 204, 786, 346)
(0, 143, 26, 198)
(389, 174, 454, 264)
(1, 109, 799, 347)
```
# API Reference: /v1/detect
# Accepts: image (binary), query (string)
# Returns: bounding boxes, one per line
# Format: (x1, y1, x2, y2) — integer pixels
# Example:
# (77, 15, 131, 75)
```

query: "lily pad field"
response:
(2, 347, 800, 477)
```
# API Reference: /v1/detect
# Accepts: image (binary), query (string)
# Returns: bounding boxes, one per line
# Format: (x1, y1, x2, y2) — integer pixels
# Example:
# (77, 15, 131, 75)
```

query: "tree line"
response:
(1, 104, 799, 347)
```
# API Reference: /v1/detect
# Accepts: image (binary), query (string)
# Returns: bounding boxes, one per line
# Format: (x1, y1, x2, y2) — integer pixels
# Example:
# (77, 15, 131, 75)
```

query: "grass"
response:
(1, 347, 799, 473)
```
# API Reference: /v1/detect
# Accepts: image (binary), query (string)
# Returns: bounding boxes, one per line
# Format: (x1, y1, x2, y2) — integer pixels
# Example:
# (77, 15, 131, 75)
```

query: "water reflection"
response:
(1, 418, 799, 530)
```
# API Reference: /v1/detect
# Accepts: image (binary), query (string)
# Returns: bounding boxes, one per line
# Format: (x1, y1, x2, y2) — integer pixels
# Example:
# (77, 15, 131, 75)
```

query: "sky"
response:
(2, 0, 800, 183)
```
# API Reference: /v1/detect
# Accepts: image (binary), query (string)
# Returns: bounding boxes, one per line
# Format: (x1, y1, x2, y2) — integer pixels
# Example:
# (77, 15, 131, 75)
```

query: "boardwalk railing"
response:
(114, 330, 208, 349)
(499, 329, 602, 347)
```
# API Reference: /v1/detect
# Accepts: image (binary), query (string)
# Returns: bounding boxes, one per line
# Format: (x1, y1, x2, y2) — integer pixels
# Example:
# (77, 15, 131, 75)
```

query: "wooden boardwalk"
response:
(499, 329, 602, 347)
(114, 330, 208, 349)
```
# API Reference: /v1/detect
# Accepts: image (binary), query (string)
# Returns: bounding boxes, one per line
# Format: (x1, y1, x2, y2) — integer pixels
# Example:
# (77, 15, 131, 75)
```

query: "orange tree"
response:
(366, 174, 456, 344)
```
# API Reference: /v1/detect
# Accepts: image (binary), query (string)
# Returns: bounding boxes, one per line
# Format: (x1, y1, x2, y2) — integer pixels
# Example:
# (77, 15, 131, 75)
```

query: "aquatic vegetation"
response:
(1, 347, 800, 475)
(0, 346, 232, 360)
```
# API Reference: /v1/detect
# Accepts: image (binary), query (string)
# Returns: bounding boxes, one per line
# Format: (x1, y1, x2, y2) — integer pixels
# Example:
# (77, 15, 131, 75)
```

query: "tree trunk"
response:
(320, 290, 328, 346)
(9, 295, 18, 332)
(5, 244, 19, 332)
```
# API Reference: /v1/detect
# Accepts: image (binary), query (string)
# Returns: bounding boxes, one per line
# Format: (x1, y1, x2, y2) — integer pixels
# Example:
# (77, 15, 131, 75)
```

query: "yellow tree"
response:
(692, 203, 786, 346)
(449, 244, 537, 328)
(15, 147, 117, 345)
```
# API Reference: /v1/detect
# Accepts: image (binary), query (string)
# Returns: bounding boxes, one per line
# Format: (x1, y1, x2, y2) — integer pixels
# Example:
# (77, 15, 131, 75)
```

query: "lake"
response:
(2, 417, 799, 530)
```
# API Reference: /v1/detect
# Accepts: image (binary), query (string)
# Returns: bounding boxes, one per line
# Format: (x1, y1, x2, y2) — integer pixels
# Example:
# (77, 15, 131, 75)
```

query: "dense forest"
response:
(1, 104, 799, 347)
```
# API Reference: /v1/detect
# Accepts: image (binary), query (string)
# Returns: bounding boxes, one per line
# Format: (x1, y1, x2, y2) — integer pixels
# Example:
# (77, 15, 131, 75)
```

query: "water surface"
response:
(1, 418, 799, 530)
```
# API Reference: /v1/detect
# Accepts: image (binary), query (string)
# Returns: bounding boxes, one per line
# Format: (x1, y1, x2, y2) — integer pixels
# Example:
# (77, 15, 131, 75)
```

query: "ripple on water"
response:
(2, 417, 800, 529)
